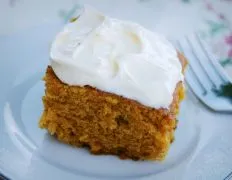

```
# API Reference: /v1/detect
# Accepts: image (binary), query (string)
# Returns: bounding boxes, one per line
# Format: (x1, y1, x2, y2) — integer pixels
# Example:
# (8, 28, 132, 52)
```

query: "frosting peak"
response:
(50, 6, 183, 108)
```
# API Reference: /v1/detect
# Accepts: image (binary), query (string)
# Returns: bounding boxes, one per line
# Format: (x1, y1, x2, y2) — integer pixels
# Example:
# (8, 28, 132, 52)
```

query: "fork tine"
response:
(176, 40, 212, 91)
(195, 33, 232, 84)
(185, 36, 218, 89)
(224, 171, 232, 180)
(170, 38, 232, 112)
(172, 40, 207, 95)
(185, 66, 207, 96)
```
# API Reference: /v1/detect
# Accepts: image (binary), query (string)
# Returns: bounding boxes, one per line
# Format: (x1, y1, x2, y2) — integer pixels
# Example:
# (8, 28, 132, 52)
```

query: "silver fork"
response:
(224, 171, 232, 180)
(173, 33, 232, 112)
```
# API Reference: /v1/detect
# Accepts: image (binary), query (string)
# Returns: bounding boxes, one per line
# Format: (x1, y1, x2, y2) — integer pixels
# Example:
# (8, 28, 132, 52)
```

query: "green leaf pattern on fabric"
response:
(205, 20, 228, 36)
(220, 58, 232, 67)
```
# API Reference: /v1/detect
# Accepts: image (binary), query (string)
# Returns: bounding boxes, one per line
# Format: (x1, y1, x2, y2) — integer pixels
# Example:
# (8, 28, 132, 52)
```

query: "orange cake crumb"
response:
(39, 53, 187, 160)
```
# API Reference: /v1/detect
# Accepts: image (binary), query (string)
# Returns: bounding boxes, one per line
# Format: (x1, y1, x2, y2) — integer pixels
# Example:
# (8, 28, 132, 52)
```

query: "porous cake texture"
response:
(39, 53, 187, 161)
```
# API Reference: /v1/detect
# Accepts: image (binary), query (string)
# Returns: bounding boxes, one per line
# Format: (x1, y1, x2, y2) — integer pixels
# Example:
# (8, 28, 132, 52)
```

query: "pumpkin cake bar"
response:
(39, 7, 187, 160)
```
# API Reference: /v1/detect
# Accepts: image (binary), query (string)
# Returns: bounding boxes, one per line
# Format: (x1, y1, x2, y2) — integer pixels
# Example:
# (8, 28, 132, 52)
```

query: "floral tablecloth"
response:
(1, 1, 232, 180)
(1, 0, 232, 79)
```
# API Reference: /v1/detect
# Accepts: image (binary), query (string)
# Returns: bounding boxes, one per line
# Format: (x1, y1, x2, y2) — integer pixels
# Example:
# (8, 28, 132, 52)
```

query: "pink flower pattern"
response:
(225, 35, 232, 59)
(228, 49, 232, 58)
(205, 3, 214, 10)
(219, 13, 226, 20)
(225, 35, 232, 45)
(202, 0, 232, 67)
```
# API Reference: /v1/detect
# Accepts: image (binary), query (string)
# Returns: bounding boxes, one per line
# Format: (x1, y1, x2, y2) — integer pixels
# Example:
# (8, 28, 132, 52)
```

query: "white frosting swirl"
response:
(50, 6, 183, 108)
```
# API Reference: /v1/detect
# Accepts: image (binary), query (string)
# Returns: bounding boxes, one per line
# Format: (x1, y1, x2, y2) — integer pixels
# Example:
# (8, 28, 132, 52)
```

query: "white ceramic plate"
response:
(1, 12, 232, 180)
(0, 22, 200, 180)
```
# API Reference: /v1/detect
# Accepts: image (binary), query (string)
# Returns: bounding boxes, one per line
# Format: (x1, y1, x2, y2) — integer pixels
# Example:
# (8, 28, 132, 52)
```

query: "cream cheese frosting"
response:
(50, 6, 183, 108)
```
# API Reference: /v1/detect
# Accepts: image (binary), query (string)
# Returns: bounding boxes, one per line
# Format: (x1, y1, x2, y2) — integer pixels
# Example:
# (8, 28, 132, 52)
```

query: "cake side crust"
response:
(39, 52, 187, 160)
